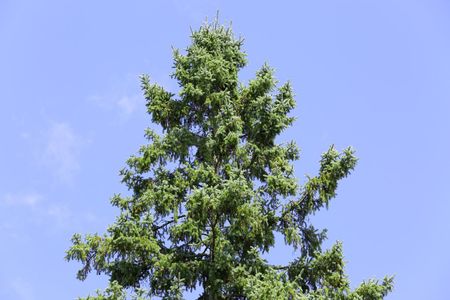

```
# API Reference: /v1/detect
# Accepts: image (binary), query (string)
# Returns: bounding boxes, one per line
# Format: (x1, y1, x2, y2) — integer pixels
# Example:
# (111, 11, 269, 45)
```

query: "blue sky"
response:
(1, 1, 449, 299)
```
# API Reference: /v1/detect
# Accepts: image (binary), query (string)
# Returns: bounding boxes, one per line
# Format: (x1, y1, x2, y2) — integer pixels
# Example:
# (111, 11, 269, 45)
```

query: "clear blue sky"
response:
(1, 1, 449, 299)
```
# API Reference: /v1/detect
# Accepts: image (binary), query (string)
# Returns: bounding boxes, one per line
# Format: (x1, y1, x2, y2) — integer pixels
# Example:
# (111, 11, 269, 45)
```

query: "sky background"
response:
(1, 0, 449, 299)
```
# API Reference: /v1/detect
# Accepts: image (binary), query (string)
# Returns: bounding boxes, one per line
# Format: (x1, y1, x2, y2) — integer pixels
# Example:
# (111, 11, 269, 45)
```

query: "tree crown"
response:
(67, 19, 393, 300)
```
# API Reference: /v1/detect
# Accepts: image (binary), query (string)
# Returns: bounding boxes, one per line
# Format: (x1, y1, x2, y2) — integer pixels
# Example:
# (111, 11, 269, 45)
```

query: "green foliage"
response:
(66, 19, 393, 299)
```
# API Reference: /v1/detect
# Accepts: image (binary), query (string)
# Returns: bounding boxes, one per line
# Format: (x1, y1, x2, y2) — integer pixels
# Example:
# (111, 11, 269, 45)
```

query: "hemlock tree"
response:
(67, 20, 393, 300)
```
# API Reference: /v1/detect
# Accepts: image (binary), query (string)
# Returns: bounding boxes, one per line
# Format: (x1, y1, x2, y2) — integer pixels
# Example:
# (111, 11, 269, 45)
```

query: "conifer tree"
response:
(67, 19, 393, 299)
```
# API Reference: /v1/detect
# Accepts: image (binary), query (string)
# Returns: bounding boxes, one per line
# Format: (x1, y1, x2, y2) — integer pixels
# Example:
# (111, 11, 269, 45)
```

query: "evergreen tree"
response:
(67, 19, 393, 299)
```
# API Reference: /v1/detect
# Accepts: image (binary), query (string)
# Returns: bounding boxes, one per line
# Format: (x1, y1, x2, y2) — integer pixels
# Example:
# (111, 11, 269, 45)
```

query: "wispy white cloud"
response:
(1, 192, 41, 207)
(117, 94, 143, 116)
(89, 93, 144, 119)
(9, 278, 34, 300)
(43, 122, 83, 183)
(46, 204, 71, 226)
(87, 73, 146, 119)
(1, 192, 72, 230)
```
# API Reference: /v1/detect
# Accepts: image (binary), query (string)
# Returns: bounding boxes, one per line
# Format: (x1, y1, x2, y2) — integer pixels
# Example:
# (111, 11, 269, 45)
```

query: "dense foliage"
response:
(67, 20, 393, 299)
